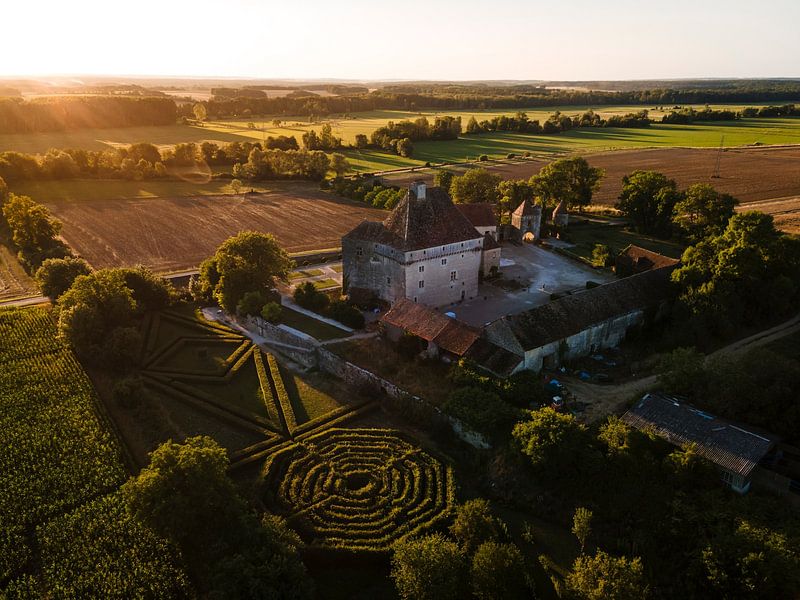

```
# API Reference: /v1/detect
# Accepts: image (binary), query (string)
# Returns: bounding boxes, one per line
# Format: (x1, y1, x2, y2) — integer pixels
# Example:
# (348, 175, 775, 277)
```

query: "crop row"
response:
(0, 308, 127, 581)
(0, 307, 65, 363)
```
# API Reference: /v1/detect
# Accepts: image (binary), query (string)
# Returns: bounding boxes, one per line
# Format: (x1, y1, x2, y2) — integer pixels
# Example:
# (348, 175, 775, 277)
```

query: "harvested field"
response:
(44, 183, 385, 272)
(738, 196, 800, 235)
(0, 243, 37, 302)
(384, 145, 800, 207)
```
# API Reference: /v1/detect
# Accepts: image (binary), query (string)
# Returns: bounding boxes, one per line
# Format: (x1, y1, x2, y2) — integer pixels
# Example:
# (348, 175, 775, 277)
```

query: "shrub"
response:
(261, 301, 281, 323)
(444, 386, 520, 439)
(237, 290, 267, 316)
(327, 300, 364, 329)
(293, 281, 329, 312)
(506, 153, 516, 159)
(470, 541, 529, 600)
(392, 533, 467, 600)
(450, 499, 502, 553)
(478, 154, 489, 161)
(112, 376, 148, 410)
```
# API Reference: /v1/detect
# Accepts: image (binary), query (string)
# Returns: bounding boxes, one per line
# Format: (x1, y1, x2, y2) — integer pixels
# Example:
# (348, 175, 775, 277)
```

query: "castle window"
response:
(419, 265, 424, 273)
(387, 277, 391, 284)
(356, 246, 363, 257)
(441, 258, 447, 265)
(450, 271, 457, 281)
(418, 280, 424, 289)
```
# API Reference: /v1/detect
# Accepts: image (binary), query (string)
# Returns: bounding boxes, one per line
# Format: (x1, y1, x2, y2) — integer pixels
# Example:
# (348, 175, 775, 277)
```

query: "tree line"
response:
(0, 96, 176, 133)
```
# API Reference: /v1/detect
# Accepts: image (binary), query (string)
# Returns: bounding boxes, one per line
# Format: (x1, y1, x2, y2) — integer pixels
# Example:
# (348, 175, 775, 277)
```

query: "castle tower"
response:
(552, 200, 569, 227)
(511, 198, 542, 242)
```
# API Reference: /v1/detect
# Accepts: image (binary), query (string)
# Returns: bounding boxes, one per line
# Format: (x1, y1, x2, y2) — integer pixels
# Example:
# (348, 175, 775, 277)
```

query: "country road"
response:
(568, 312, 800, 424)
(0, 295, 48, 308)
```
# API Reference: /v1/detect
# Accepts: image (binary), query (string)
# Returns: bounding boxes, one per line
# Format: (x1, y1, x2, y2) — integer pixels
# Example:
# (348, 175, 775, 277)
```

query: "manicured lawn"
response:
(277, 363, 343, 423)
(330, 264, 343, 273)
(192, 357, 270, 419)
(278, 307, 350, 341)
(289, 268, 323, 280)
(312, 278, 340, 290)
(563, 221, 686, 261)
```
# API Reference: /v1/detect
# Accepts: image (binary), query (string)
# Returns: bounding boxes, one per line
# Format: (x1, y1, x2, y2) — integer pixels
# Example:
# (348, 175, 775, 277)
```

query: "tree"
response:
(449, 168, 501, 204)
(465, 116, 481, 134)
(293, 281, 329, 313)
(272, 119, 282, 128)
(572, 507, 593, 554)
(597, 416, 632, 455)
(198, 232, 292, 313)
(470, 542, 529, 600)
(330, 152, 350, 177)
(391, 533, 467, 600)
(566, 551, 649, 600)
(192, 103, 207, 122)
(449, 499, 502, 553)
(2, 194, 62, 253)
(497, 179, 534, 222)
(434, 169, 455, 191)
(672, 183, 737, 242)
(57, 269, 137, 363)
(229, 178, 242, 196)
(261, 301, 281, 323)
(591, 243, 612, 267)
(657, 347, 707, 396)
(512, 407, 588, 478)
(354, 133, 368, 149)
(0, 175, 8, 206)
(237, 290, 267, 316)
(530, 157, 604, 213)
(396, 137, 414, 157)
(35, 257, 92, 300)
(616, 171, 680, 237)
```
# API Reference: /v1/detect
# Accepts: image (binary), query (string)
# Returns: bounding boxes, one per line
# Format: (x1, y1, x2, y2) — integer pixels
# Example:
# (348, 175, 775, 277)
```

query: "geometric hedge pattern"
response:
(263, 429, 456, 553)
(141, 309, 455, 552)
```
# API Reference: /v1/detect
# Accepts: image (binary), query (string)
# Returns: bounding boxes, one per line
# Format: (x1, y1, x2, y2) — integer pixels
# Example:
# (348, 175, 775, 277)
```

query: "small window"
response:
(387, 277, 391, 284)
(356, 246, 363, 257)
(419, 265, 424, 273)
(450, 271, 457, 281)
(418, 280, 424, 289)
(441, 258, 447, 265)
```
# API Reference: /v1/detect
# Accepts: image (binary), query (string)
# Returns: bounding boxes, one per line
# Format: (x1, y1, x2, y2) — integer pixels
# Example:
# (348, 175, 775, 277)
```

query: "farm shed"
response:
(484, 264, 676, 372)
(615, 244, 680, 277)
(380, 298, 480, 362)
(622, 393, 778, 494)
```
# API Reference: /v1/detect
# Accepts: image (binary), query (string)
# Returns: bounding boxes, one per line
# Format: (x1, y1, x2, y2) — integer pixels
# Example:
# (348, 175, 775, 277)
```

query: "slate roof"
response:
(466, 337, 523, 377)
(381, 298, 480, 356)
(622, 393, 777, 478)
(501, 265, 676, 350)
(552, 199, 568, 216)
(344, 186, 481, 252)
(483, 232, 500, 250)
(455, 203, 497, 228)
(513, 199, 541, 217)
(616, 245, 680, 277)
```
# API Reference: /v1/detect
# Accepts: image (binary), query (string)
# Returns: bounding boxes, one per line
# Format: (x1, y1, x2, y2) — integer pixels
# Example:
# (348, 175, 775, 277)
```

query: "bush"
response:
(471, 541, 529, 600)
(293, 281, 329, 312)
(35, 257, 92, 300)
(102, 326, 142, 372)
(326, 300, 365, 329)
(478, 154, 489, 161)
(261, 301, 281, 323)
(444, 387, 520, 439)
(112, 376, 148, 410)
(237, 290, 267, 317)
(506, 153, 516, 159)
(392, 534, 467, 600)
(450, 499, 502, 553)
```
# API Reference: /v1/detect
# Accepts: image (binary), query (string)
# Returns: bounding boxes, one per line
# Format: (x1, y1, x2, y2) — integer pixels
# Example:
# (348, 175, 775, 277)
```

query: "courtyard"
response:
(449, 243, 614, 327)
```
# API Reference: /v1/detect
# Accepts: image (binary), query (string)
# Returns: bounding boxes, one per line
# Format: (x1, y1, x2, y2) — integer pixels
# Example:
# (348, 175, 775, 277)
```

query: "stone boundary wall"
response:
(317, 347, 491, 450)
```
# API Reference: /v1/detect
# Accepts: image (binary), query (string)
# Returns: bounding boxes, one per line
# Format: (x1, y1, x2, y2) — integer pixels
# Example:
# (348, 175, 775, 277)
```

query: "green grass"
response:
(289, 268, 323, 280)
(4, 104, 800, 174)
(278, 307, 350, 341)
(312, 278, 340, 290)
(192, 356, 269, 418)
(563, 221, 687, 261)
(330, 264, 343, 273)
(157, 339, 243, 374)
(278, 363, 343, 423)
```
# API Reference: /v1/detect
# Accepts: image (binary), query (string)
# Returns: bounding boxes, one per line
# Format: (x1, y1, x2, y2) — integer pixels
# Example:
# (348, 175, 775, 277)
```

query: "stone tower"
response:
(552, 200, 569, 227)
(510, 198, 542, 242)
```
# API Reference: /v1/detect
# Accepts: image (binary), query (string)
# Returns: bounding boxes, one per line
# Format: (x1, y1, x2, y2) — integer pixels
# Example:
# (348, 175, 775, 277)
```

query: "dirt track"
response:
(384, 145, 800, 229)
(45, 183, 385, 272)
(568, 312, 800, 424)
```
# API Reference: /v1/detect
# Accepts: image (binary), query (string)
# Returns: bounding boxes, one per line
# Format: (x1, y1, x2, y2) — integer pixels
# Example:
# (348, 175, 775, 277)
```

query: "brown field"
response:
(45, 183, 385, 272)
(384, 145, 800, 232)
(0, 243, 37, 301)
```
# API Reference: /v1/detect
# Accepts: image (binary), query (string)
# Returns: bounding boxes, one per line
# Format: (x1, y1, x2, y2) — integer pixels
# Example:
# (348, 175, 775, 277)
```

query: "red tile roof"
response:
(381, 298, 480, 356)
(616, 245, 680, 277)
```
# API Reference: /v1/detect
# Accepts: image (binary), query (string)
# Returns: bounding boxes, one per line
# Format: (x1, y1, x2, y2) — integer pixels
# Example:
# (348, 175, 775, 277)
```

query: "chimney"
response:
(410, 181, 426, 200)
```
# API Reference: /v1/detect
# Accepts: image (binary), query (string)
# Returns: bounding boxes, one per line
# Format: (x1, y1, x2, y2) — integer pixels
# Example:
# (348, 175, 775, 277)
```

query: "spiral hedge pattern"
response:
(263, 428, 455, 552)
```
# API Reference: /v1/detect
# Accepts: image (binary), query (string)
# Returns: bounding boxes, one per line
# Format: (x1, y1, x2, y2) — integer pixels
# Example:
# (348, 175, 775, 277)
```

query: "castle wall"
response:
(402, 239, 482, 307)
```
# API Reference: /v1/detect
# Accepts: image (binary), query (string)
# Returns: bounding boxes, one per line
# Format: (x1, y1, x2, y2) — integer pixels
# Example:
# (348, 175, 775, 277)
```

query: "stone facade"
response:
(343, 183, 488, 308)
(552, 200, 569, 227)
(509, 198, 542, 242)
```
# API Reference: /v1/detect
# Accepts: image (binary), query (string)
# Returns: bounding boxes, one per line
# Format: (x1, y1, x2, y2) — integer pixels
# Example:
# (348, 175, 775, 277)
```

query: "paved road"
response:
(568, 312, 800, 424)
(0, 295, 48, 308)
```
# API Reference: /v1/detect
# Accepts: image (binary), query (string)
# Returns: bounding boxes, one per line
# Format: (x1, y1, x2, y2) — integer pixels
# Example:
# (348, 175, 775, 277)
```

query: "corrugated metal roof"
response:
(622, 393, 777, 478)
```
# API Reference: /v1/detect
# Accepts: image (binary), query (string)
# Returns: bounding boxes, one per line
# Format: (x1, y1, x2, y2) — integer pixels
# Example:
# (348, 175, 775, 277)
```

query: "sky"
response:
(3, 0, 800, 81)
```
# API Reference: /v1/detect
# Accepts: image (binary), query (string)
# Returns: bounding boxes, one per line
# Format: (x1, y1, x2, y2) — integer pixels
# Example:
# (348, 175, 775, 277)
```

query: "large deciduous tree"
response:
(566, 551, 649, 600)
(197, 231, 292, 313)
(672, 183, 738, 242)
(616, 170, 681, 237)
(449, 168, 501, 205)
(470, 541, 529, 600)
(512, 407, 589, 478)
(35, 257, 92, 300)
(391, 533, 468, 600)
(530, 156, 604, 213)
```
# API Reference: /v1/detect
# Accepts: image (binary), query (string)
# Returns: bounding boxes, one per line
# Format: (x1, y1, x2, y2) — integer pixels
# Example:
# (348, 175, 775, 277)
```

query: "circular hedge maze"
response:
(263, 428, 456, 553)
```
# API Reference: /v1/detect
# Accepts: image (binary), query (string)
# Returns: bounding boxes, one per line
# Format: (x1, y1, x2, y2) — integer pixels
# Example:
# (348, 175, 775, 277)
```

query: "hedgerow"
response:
(263, 428, 455, 553)
(267, 353, 297, 431)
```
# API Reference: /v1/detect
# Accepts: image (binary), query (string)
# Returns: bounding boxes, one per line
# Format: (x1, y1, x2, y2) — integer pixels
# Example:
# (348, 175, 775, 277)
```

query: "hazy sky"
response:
(4, 0, 799, 80)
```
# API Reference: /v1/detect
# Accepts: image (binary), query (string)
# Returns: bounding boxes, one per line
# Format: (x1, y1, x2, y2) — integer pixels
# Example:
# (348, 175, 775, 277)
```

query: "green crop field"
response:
(0, 307, 190, 595)
(3, 103, 800, 174)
